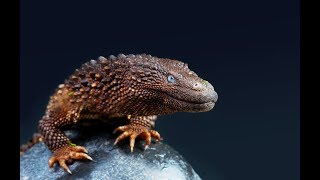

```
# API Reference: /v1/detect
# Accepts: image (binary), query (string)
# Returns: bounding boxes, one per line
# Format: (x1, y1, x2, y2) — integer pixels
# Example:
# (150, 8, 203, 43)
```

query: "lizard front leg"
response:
(38, 109, 93, 174)
(113, 115, 161, 152)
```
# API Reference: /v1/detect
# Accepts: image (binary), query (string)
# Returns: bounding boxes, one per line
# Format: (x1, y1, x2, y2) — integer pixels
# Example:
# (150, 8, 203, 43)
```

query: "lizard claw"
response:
(113, 125, 161, 151)
(48, 145, 92, 174)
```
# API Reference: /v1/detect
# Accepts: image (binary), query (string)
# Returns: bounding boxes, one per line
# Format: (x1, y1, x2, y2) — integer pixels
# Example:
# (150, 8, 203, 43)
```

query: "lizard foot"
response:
(113, 125, 161, 152)
(48, 145, 93, 174)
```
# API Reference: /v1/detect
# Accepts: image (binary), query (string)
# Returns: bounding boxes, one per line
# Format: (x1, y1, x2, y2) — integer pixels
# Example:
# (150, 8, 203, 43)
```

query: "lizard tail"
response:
(20, 133, 43, 155)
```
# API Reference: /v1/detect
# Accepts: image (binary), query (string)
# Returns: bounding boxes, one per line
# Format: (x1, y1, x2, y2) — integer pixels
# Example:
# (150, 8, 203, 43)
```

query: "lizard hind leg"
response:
(39, 110, 93, 174)
(113, 115, 161, 152)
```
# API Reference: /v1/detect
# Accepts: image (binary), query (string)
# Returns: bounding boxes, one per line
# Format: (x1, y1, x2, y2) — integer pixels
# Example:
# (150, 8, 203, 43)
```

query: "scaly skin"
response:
(38, 54, 218, 174)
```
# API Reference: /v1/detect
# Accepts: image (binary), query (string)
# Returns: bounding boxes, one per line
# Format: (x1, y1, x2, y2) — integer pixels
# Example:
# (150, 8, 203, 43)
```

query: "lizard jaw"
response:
(162, 92, 216, 113)
(178, 100, 215, 113)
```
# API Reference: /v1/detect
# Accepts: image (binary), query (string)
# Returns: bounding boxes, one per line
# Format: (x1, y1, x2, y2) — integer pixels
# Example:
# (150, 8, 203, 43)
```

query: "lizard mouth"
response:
(162, 91, 217, 112)
(175, 98, 215, 112)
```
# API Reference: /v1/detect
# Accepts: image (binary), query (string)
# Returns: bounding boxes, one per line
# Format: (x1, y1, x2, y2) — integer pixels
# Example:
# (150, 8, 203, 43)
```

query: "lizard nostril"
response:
(193, 83, 201, 90)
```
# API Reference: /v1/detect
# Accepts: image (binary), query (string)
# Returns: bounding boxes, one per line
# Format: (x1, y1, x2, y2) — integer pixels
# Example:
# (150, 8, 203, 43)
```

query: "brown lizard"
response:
(33, 54, 218, 174)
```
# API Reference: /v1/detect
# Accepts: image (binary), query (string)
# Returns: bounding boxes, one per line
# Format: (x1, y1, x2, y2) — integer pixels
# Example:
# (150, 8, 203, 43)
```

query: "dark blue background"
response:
(20, 1, 300, 179)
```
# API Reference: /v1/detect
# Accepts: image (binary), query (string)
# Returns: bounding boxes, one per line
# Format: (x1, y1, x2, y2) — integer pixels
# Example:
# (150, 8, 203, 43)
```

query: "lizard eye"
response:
(167, 75, 175, 83)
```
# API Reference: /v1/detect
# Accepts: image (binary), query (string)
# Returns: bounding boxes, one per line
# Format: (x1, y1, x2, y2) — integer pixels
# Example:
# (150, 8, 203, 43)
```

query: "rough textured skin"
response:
(37, 54, 218, 174)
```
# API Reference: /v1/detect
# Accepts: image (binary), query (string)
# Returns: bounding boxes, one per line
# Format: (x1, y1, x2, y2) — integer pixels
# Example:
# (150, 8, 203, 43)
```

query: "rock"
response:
(20, 129, 201, 180)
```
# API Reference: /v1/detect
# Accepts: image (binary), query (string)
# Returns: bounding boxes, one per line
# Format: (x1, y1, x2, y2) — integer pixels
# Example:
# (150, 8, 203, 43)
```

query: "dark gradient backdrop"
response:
(20, 1, 300, 179)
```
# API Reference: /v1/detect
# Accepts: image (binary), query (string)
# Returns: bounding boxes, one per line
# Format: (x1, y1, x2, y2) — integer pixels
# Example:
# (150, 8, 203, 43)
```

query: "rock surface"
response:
(20, 129, 201, 180)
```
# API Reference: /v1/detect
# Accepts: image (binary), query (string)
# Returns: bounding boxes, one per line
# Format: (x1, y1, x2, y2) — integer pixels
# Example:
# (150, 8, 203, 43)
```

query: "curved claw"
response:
(150, 130, 161, 141)
(139, 131, 152, 149)
(113, 126, 129, 134)
(73, 146, 88, 153)
(114, 131, 130, 145)
(130, 134, 138, 152)
(59, 159, 72, 174)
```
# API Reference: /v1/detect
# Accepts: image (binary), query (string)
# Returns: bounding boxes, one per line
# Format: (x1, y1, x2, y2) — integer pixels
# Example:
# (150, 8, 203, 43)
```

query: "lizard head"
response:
(122, 54, 218, 115)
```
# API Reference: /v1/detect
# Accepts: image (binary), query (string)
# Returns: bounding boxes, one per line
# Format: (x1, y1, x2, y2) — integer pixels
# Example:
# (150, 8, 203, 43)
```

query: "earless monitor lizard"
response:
(33, 54, 218, 174)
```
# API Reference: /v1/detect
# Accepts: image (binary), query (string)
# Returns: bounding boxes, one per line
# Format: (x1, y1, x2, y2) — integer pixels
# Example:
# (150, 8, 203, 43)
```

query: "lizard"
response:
(34, 53, 218, 174)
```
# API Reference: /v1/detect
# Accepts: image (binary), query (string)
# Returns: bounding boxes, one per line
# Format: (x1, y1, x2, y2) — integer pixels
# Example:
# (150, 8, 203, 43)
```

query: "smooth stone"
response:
(20, 129, 201, 180)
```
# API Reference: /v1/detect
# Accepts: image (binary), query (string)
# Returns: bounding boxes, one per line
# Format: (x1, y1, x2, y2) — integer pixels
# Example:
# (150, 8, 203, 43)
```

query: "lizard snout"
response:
(200, 80, 218, 103)
(212, 91, 218, 103)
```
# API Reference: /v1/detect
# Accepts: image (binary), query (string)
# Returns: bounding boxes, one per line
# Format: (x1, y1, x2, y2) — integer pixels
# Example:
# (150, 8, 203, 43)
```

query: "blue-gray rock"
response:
(20, 130, 201, 180)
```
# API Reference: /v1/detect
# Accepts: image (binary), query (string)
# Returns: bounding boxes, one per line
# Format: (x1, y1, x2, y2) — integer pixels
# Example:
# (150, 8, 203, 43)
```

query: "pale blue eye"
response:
(167, 75, 175, 83)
